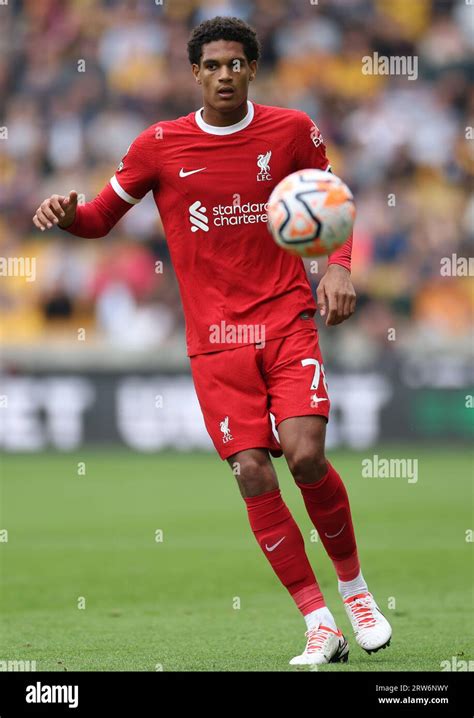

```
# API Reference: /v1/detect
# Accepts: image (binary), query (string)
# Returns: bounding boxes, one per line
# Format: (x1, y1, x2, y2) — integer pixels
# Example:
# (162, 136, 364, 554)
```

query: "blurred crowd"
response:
(1, 0, 472, 364)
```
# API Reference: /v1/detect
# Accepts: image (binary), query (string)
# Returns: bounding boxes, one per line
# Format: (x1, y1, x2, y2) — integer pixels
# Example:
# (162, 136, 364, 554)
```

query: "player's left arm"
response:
(295, 112, 356, 326)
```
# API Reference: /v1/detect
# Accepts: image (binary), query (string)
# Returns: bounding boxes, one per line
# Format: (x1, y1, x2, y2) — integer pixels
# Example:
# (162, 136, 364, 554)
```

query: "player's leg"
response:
(264, 328, 392, 653)
(278, 416, 391, 653)
(227, 446, 348, 665)
(277, 415, 363, 588)
(190, 345, 347, 664)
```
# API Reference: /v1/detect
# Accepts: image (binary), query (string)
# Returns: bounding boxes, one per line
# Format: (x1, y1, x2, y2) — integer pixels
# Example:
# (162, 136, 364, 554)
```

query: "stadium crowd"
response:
(1, 0, 472, 365)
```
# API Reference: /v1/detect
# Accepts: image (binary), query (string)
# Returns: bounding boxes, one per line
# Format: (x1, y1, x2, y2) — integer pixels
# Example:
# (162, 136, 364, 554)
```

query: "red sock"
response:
(244, 488, 325, 615)
(296, 461, 360, 581)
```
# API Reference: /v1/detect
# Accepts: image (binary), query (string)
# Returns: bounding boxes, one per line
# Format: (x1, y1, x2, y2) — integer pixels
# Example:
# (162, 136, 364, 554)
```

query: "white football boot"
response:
(343, 591, 392, 653)
(289, 624, 349, 666)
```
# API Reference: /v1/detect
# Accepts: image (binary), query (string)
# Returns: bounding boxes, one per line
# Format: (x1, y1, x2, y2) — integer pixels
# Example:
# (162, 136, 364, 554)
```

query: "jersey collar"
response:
(195, 100, 254, 135)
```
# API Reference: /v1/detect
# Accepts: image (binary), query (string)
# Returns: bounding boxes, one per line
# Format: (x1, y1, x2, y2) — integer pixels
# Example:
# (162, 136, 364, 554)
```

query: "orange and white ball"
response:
(267, 169, 355, 257)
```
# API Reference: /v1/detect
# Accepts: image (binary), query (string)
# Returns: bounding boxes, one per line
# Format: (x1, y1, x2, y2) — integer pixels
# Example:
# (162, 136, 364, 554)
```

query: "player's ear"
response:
(249, 60, 257, 82)
(192, 64, 201, 84)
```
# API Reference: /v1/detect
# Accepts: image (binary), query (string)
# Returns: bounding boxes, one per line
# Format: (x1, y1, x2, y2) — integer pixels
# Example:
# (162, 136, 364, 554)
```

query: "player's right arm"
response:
(32, 127, 159, 238)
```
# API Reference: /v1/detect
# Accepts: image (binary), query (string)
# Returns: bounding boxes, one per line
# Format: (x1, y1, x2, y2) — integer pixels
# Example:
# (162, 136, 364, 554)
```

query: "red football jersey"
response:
(109, 101, 349, 356)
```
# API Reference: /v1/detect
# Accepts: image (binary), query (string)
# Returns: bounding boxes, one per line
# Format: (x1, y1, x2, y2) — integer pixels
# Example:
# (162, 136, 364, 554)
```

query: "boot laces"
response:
(350, 595, 377, 628)
(305, 625, 335, 653)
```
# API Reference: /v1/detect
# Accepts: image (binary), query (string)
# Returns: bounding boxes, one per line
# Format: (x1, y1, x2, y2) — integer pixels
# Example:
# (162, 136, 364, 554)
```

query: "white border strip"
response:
(110, 175, 141, 204)
(195, 100, 254, 135)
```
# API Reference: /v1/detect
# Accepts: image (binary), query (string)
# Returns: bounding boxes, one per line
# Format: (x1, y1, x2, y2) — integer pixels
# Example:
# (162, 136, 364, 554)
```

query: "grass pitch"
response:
(0, 447, 472, 671)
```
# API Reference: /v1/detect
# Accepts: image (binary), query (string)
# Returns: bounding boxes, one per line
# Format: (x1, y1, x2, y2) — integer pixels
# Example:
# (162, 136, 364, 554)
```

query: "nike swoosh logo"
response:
(324, 523, 346, 539)
(179, 167, 206, 177)
(265, 536, 286, 552)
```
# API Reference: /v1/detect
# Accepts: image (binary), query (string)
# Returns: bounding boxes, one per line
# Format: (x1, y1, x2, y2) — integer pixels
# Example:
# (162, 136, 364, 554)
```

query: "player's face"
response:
(192, 40, 257, 115)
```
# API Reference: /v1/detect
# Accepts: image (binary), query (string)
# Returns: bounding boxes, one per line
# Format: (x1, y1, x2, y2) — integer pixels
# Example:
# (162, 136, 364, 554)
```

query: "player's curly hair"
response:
(187, 16, 260, 66)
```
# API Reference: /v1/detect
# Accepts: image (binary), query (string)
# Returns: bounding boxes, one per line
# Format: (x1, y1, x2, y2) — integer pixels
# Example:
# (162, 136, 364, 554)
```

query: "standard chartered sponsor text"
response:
(213, 202, 269, 226)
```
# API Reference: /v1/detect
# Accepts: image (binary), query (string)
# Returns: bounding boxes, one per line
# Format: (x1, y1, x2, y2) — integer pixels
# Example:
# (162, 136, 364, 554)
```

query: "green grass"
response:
(0, 447, 472, 671)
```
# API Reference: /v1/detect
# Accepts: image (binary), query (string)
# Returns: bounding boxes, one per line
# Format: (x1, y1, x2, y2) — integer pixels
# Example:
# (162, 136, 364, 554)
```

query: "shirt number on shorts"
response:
(301, 358, 328, 393)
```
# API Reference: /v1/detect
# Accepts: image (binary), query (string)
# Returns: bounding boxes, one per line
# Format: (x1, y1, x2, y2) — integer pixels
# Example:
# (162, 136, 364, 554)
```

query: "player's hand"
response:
(32, 191, 78, 231)
(317, 264, 356, 326)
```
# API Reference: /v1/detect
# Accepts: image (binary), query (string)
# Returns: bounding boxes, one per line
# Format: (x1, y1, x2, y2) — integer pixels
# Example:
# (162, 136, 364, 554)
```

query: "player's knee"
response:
(229, 452, 278, 497)
(287, 447, 327, 484)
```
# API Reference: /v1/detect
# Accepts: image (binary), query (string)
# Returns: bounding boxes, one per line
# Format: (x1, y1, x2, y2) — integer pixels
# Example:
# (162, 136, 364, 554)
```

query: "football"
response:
(267, 168, 355, 257)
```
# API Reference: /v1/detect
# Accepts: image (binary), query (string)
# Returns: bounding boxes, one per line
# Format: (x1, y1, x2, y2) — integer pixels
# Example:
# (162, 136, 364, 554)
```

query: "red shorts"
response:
(190, 327, 330, 460)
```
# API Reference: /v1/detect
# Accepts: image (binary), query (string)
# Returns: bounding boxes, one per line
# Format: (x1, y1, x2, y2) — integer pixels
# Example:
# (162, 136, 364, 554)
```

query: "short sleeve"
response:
(294, 112, 331, 173)
(110, 126, 160, 205)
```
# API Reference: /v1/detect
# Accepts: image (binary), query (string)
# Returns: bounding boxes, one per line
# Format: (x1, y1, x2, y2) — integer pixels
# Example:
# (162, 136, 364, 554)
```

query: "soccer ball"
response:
(267, 169, 355, 257)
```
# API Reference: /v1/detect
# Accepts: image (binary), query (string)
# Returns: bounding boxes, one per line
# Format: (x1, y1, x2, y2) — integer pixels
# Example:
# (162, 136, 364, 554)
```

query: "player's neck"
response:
(201, 99, 249, 127)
